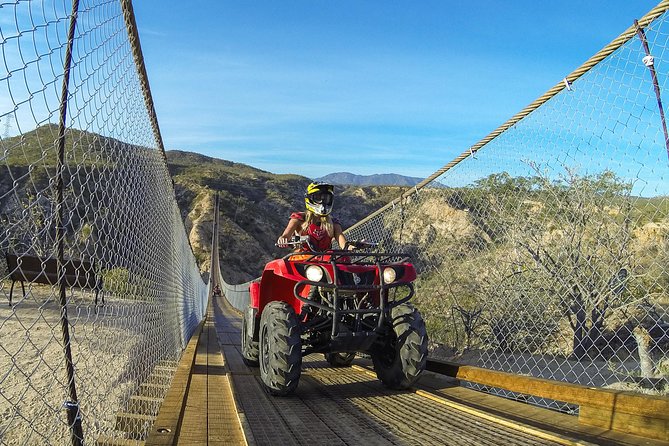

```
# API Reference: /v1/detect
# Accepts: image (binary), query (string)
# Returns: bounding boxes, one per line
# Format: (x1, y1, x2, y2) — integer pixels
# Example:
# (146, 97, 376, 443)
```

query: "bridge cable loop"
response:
(563, 77, 573, 91)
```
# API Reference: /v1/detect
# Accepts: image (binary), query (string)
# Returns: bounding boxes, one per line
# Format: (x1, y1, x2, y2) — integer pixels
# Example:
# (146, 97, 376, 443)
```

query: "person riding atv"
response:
(242, 182, 428, 396)
(277, 182, 351, 252)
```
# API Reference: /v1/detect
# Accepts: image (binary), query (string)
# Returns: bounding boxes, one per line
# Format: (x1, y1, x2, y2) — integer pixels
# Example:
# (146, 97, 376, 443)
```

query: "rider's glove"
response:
(345, 239, 366, 251)
(277, 237, 290, 248)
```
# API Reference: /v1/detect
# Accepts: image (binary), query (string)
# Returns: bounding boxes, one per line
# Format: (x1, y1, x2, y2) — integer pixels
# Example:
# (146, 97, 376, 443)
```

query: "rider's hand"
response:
(347, 239, 368, 250)
(277, 237, 290, 248)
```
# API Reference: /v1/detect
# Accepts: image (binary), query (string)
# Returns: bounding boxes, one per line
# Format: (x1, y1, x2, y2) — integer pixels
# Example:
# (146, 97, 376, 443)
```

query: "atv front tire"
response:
(372, 303, 428, 389)
(241, 310, 259, 366)
(259, 301, 302, 396)
(324, 352, 355, 367)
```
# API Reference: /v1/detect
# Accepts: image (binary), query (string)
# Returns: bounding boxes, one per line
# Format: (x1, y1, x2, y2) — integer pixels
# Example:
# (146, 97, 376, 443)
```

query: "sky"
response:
(131, 1, 662, 179)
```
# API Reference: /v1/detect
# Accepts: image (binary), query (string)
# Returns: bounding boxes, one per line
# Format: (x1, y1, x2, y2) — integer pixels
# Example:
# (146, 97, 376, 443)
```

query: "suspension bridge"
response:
(1, 0, 669, 444)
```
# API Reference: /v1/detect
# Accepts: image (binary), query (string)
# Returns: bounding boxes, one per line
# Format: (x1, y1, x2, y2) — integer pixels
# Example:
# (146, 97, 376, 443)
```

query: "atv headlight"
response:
(306, 265, 324, 282)
(382, 267, 397, 283)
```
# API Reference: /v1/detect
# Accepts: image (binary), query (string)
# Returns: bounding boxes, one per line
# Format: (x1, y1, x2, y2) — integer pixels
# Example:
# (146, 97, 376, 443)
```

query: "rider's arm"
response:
(334, 222, 350, 250)
(277, 218, 302, 248)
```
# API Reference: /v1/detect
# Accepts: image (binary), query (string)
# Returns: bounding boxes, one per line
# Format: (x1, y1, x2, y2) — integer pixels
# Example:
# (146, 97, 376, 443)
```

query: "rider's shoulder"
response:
(290, 211, 306, 221)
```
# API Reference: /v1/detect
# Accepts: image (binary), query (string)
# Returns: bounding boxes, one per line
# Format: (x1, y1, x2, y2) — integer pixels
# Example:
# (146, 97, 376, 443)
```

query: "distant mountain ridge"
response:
(316, 172, 425, 186)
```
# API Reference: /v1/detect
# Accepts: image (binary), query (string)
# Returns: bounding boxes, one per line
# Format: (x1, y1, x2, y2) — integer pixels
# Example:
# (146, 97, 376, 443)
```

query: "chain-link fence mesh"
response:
(346, 4, 669, 410)
(4, 0, 666, 441)
(210, 194, 251, 312)
(0, 1, 207, 444)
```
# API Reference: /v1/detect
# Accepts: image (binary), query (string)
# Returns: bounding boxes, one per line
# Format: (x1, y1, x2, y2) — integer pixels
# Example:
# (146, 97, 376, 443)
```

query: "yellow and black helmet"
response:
(305, 182, 334, 216)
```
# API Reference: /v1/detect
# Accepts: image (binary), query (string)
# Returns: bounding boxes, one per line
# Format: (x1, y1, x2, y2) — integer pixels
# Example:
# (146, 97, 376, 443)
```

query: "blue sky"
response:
(132, 1, 661, 179)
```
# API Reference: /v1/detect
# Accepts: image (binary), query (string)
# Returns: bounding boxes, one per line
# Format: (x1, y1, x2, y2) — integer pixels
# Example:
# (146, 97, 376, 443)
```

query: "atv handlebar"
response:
(276, 235, 312, 249)
(344, 240, 378, 250)
(276, 235, 378, 251)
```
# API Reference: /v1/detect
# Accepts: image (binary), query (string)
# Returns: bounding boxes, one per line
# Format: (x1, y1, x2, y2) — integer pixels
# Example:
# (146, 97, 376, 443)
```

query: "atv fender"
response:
(257, 259, 310, 315)
(249, 281, 260, 309)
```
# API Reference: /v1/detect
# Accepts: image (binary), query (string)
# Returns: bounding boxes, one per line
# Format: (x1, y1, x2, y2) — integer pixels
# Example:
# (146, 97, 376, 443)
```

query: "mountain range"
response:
(316, 172, 425, 186)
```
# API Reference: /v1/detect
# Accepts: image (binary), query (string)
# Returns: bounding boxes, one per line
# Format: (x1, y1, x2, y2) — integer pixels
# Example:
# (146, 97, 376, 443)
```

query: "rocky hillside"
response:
(166, 150, 407, 283)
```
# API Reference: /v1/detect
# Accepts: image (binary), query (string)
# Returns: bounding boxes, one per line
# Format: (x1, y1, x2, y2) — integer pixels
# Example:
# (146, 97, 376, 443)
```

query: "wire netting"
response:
(210, 194, 251, 312)
(0, 1, 207, 444)
(4, 0, 667, 441)
(346, 5, 669, 410)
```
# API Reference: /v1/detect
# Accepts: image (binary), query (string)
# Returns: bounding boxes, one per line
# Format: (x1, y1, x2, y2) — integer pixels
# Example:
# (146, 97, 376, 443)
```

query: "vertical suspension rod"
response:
(55, 1, 83, 445)
(635, 19, 669, 161)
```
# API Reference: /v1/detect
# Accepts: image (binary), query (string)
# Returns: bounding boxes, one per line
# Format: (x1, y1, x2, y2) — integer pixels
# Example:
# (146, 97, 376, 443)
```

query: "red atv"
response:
(241, 236, 428, 396)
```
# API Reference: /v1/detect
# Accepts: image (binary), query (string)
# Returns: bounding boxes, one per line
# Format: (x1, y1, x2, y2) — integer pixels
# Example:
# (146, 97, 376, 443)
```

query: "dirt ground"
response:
(0, 283, 177, 445)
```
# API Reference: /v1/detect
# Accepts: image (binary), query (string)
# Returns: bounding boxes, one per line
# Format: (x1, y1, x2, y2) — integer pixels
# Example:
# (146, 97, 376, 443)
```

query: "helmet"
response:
(305, 182, 334, 216)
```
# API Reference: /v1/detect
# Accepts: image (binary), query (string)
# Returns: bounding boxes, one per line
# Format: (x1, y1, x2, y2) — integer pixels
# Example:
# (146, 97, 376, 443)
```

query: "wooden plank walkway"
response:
(145, 300, 246, 446)
(178, 308, 245, 445)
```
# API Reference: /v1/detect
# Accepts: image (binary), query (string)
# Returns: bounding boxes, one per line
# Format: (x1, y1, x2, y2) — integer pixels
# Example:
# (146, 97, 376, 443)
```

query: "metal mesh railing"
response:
(220, 278, 252, 313)
(346, 2, 669, 408)
(0, 1, 207, 444)
(210, 194, 252, 312)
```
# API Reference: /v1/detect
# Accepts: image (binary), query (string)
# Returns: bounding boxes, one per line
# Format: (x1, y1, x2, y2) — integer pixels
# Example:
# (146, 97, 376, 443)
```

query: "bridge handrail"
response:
(427, 358, 669, 441)
(219, 279, 253, 313)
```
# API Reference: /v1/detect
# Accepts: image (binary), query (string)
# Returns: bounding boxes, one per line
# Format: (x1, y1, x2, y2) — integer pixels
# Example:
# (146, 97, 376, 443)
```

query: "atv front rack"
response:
(289, 249, 415, 337)
(283, 249, 410, 265)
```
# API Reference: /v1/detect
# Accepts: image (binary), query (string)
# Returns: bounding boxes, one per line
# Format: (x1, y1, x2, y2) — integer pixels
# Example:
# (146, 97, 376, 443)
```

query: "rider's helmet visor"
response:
(309, 192, 333, 205)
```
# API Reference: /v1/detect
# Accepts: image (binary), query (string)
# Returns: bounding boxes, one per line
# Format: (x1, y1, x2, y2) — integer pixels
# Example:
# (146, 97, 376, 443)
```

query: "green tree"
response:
(511, 168, 636, 359)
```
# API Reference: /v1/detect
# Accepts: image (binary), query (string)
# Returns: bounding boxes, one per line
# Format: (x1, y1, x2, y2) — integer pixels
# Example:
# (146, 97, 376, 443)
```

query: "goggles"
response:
(308, 192, 333, 205)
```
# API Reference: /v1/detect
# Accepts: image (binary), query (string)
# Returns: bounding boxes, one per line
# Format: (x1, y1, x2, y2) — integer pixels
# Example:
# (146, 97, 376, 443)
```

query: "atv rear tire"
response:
(324, 352, 355, 367)
(259, 301, 302, 396)
(241, 310, 259, 366)
(372, 303, 428, 389)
